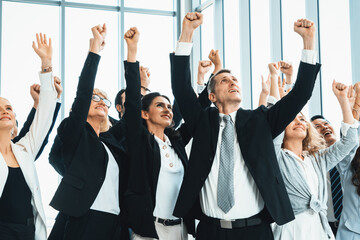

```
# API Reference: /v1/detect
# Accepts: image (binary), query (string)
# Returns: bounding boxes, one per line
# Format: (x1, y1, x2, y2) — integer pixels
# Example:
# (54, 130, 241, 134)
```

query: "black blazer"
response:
(12, 102, 61, 160)
(170, 53, 321, 225)
(123, 61, 197, 238)
(49, 53, 128, 222)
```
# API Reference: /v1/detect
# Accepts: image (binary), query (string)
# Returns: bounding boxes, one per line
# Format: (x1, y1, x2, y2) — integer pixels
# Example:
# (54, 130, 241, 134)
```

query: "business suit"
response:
(336, 134, 360, 240)
(123, 60, 196, 239)
(49, 52, 129, 240)
(0, 72, 58, 240)
(170, 53, 321, 238)
(13, 102, 61, 160)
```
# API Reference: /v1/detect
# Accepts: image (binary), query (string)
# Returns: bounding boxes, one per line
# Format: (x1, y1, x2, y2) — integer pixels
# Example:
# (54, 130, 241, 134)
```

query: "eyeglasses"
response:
(92, 94, 112, 108)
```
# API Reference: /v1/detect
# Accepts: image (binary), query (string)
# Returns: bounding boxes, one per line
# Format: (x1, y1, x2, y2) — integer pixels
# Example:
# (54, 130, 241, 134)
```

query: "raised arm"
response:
(171, 12, 204, 135)
(140, 66, 151, 96)
(266, 19, 321, 138)
(57, 25, 105, 152)
(320, 81, 358, 170)
(16, 33, 58, 159)
(258, 74, 270, 107)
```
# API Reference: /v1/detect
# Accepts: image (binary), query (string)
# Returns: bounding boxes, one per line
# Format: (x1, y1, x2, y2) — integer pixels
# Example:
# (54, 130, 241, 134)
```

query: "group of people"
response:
(0, 11, 359, 240)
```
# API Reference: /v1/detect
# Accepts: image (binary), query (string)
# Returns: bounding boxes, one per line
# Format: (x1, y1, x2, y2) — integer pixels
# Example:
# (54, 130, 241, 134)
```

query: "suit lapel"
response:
(171, 140, 188, 169)
(0, 153, 9, 197)
(152, 136, 161, 194)
(209, 108, 220, 158)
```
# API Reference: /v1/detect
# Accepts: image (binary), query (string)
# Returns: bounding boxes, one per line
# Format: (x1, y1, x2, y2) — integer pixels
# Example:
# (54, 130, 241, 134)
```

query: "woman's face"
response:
(142, 96, 173, 129)
(0, 98, 16, 131)
(88, 93, 109, 121)
(284, 113, 308, 141)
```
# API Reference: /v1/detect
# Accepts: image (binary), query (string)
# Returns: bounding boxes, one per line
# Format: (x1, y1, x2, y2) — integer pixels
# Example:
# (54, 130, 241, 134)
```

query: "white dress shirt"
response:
(174, 41, 317, 220)
(90, 142, 120, 215)
(153, 135, 184, 220)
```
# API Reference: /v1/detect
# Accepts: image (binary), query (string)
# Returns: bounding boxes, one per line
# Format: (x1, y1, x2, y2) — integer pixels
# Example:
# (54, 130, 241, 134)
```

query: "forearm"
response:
(258, 92, 268, 107)
(270, 74, 280, 100)
(338, 99, 354, 124)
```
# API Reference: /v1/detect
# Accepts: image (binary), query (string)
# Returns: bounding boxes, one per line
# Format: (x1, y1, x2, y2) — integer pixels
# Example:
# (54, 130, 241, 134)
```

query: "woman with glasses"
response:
(48, 24, 129, 240)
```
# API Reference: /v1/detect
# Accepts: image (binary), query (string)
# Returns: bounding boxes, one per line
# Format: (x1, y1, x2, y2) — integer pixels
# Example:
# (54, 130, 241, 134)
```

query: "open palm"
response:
(32, 33, 52, 60)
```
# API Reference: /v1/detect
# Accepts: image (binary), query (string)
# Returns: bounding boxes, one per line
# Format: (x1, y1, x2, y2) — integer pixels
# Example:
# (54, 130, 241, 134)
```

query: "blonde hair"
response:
(283, 113, 327, 156)
(93, 88, 111, 133)
(302, 116, 327, 155)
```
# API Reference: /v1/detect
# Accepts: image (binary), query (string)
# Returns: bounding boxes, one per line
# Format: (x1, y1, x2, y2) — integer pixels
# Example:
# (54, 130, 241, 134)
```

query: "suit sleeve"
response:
(13, 108, 36, 143)
(56, 52, 100, 166)
(34, 102, 61, 161)
(170, 53, 205, 137)
(266, 62, 321, 138)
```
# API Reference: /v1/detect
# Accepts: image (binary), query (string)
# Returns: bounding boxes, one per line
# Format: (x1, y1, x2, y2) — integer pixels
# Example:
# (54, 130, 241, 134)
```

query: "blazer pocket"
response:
(344, 216, 360, 234)
(62, 175, 84, 190)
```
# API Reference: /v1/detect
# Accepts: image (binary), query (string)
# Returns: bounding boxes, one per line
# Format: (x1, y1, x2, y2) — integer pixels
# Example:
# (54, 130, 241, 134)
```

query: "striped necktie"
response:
(329, 167, 343, 221)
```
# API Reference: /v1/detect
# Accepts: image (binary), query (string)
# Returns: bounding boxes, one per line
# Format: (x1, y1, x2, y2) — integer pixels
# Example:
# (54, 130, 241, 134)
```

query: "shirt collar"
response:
(219, 110, 237, 123)
(154, 134, 172, 147)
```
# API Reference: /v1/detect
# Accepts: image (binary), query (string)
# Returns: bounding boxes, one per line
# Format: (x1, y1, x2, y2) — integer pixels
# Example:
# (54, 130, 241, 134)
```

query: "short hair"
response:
(114, 89, 126, 107)
(310, 115, 329, 122)
(207, 69, 232, 95)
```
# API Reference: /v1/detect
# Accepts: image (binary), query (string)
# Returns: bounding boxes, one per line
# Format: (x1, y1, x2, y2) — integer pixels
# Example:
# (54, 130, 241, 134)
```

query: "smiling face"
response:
(209, 72, 242, 107)
(87, 91, 109, 122)
(141, 96, 173, 129)
(312, 118, 336, 146)
(284, 113, 308, 141)
(0, 97, 16, 131)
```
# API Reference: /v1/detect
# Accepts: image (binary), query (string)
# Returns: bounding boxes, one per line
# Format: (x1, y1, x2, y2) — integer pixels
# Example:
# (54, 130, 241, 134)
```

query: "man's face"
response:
(116, 92, 126, 117)
(209, 72, 242, 106)
(312, 118, 336, 146)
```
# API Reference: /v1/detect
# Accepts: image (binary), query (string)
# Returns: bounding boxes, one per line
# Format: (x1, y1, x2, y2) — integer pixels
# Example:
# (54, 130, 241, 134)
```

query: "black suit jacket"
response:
(49, 53, 128, 222)
(123, 61, 195, 238)
(170, 53, 321, 225)
(12, 102, 61, 160)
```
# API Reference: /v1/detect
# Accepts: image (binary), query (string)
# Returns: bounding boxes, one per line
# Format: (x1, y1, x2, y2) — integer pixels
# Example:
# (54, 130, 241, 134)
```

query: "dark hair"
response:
(141, 92, 180, 139)
(207, 69, 232, 94)
(351, 146, 360, 196)
(310, 115, 328, 122)
(114, 89, 126, 118)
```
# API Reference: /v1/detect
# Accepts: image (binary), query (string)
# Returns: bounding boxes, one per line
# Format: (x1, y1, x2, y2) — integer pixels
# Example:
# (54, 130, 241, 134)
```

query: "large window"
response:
(250, 0, 271, 107)
(319, 0, 352, 132)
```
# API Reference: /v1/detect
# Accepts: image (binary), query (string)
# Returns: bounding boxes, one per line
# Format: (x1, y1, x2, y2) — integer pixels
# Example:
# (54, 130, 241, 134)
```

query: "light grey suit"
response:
(336, 125, 360, 240)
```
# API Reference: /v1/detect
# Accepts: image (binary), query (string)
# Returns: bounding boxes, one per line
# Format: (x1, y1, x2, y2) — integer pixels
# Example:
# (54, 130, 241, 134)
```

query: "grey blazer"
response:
(336, 124, 360, 240)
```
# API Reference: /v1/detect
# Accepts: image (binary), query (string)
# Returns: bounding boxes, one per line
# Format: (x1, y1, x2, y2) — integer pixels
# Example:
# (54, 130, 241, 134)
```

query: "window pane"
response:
(124, 13, 174, 98)
(1, 1, 60, 225)
(282, 0, 305, 77)
(319, 0, 352, 132)
(201, 5, 214, 81)
(66, 0, 118, 6)
(65, 8, 119, 119)
(224, 0, 241, 80)
(250, 0, 271, 107)
(125, 0, 173, 11)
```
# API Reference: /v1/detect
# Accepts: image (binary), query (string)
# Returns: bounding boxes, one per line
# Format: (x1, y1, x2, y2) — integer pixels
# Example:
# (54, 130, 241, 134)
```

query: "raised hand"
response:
(140, 66, 150, 87)
(294, 18, 316, 50)
(261, 75, 271, 95)
(279, 61, 293, 83)
(268, 62, 279, 76)
(30, 84, 40, 108)
(208, 49, 222, 73)
(278, 76, 291, 99)
(54, 76, 63, 99)
(197, 60, 212, 85)
(179, 12, 203, 42)
(89, 23, 107, 54)
(32, 33, 52, 70)
(124, 27, 140, 62)
(332, 80, 349, 101)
